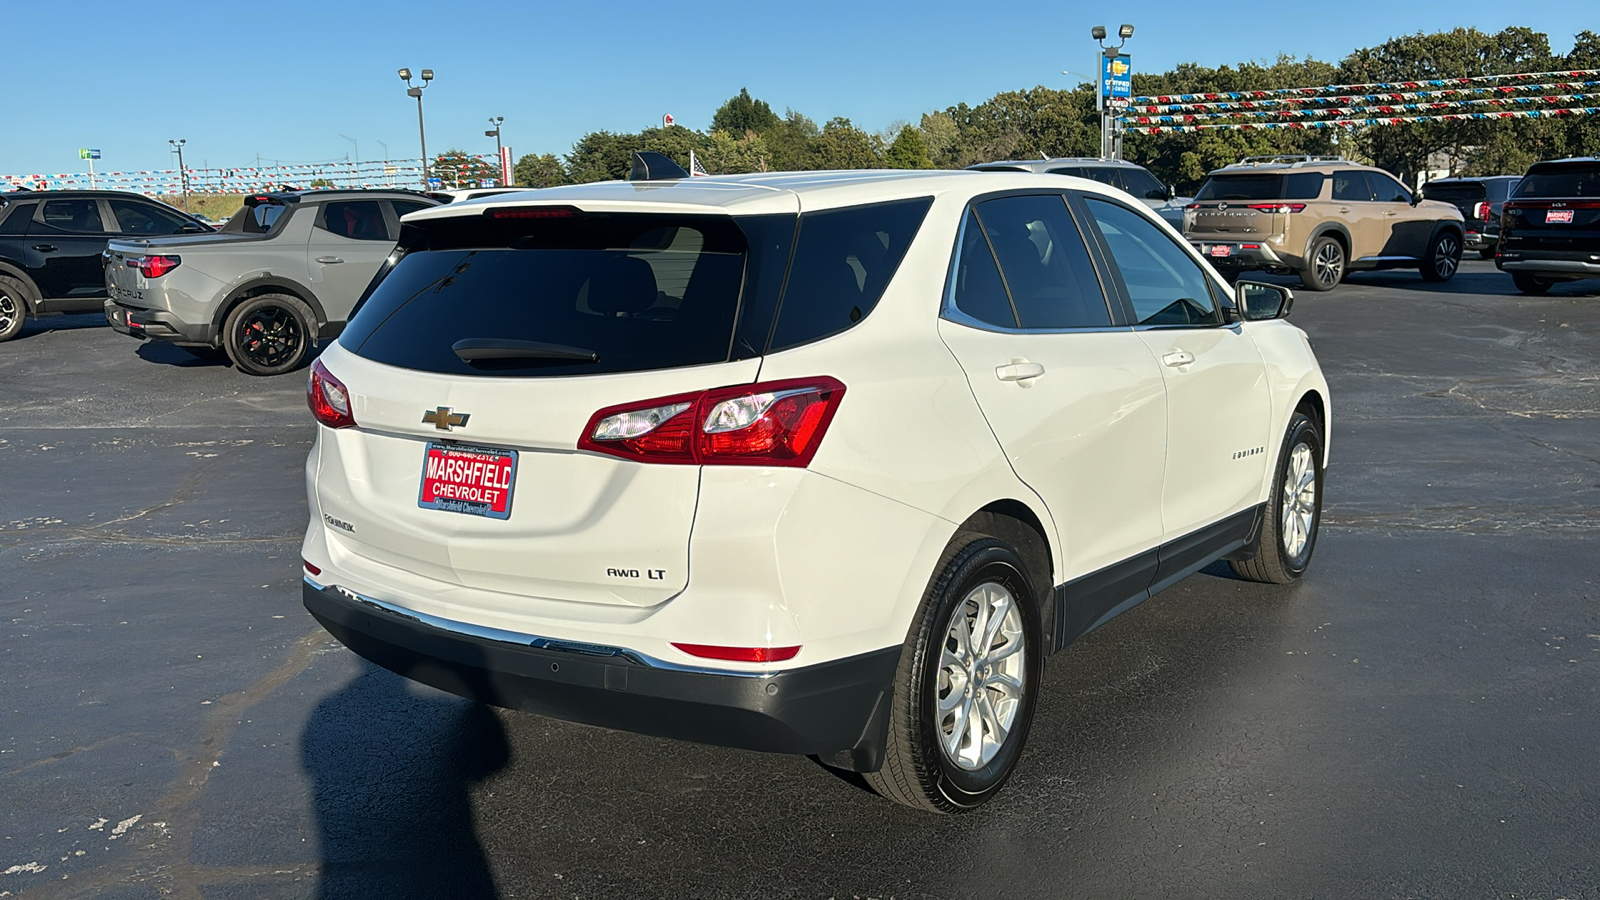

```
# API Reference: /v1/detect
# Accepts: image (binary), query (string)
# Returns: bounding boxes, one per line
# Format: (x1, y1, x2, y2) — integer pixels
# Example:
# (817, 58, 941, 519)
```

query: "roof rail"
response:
(1229, 154, 1353, 168)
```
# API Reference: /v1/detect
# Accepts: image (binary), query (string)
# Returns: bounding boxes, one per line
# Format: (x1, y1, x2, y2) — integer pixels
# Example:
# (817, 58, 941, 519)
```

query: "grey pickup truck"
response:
(104, 189, 438, 375)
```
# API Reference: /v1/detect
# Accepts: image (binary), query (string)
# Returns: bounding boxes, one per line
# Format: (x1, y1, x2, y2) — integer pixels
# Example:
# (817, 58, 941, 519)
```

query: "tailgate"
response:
(1186, 203, 1279, 240)
(1503, 201, 1600, 249)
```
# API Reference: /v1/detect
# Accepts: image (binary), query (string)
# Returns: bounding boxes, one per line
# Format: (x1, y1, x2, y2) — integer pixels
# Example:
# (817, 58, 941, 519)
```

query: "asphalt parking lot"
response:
(2, 259, 1597, 899)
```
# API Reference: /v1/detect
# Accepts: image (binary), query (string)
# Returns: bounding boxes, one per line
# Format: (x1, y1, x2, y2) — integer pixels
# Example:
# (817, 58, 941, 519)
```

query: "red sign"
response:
(500, 146, 513, 188)
(419, 443, 517, 519)
(1209, 244, 1232, 257)
(1546, 209, 1575, 224)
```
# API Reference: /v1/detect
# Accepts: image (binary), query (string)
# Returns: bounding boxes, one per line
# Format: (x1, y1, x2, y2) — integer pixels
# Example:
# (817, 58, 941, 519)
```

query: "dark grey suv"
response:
(1421, 175, 1520, 259)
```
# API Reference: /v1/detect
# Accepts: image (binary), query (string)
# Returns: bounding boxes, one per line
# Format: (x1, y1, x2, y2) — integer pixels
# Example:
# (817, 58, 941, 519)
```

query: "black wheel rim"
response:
(1434, 236, 1460, 278)
(0, 291, 17, 333)
(238, 306, 303, 368)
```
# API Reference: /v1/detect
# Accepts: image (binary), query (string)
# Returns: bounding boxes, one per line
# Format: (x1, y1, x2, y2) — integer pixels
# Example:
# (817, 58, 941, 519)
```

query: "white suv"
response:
(301, 168, 1330, 812)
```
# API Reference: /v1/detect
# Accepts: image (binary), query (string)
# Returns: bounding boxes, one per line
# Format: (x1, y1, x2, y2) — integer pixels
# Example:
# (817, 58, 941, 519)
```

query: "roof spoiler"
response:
(630, 151, 689, 182)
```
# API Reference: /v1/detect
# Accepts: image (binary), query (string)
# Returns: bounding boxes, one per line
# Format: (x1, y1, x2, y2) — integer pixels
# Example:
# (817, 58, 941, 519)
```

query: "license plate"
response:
(1209, 244, 1232, 257)
(418, 442, 517, 519)
(1546, 209, 1575, 224)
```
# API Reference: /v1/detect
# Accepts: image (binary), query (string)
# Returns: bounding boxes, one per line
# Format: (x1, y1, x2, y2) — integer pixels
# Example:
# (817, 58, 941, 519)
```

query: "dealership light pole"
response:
(398, 67, 434, 187)
(1091, 24, 1134, 159)
(168, 138, 188, 210)
(485, 116, 504, 185)
(336, 133, 359, 187)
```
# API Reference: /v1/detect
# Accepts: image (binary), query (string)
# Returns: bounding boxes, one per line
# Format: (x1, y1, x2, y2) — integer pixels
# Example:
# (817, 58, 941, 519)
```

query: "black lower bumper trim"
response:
(303, 581, 899, 771)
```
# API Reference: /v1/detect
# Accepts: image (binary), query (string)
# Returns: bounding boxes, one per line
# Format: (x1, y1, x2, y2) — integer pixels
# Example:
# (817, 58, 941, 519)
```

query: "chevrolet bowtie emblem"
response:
(422, 407, 470, 431)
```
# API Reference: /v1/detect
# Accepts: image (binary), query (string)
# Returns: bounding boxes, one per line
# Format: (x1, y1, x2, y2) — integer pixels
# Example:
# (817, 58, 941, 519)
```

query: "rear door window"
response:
(969, 194, 1111, 329)
(950, 210, 1017, 328)
(40, 199, 106, 233)
(391, 200, 432, 219)
(1332, 171, 1374, 202)
(1369, 173, 1412, 204)
(109, 199, 192, 235)
(321, 201, 389, 240)
(1120, 167, 1169, 201)
(767, 197, 931, 351)
(345, 213, 764, 378)
(1082, 196, 1220, 327)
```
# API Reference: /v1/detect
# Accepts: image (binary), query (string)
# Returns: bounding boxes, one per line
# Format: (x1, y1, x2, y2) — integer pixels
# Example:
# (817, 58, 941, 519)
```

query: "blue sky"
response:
(1, 0, 1590, 177)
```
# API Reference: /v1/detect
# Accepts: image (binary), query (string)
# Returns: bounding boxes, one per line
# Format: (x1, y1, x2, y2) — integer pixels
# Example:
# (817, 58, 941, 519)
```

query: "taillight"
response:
(1184, 203, 1201, 209)
(127, 255, 180, 278)
(579, 377, 846, 467)
(1245, 203, 1306, 213)
(671, 642, 801, 663)
(307, 359, 356, 429)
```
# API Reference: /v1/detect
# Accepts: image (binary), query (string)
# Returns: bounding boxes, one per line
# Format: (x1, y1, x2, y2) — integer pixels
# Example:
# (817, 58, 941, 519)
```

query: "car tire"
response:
(1478, 247, 1496, 260)
(1298, 237, 1344, 292)
(1419, 231, 1462, 282)
(0, 275, 29, 343)
(1511, 272, 1553, 295)
(864, 536, 1042, 812)
(1230, 411, 1324, 584)
(224, 294, 316, 376)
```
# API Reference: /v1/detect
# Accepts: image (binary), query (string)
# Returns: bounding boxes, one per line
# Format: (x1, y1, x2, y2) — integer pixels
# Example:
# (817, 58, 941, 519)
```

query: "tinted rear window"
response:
(1195, 172, 1324, 201)
(0, 201, 35, 235)
(344, 213, 761, 378)
(1421, 182, 1487, 202)
(767, 197, 932, 351)
(1513, 163, 1600, 198)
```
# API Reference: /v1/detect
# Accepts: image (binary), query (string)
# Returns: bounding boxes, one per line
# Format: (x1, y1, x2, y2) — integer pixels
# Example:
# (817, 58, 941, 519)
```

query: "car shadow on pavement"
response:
(13, 312, 109, 341)
(301, 660, 509, 900)
(135, 341, 230, 367)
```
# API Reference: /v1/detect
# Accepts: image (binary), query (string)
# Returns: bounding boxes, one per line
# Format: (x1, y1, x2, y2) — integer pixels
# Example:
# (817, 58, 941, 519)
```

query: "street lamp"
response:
(168, 139, 188, 211)
(1090, 24, 1136, 159)
(485, 116, 504, 186)
(336, 133, 359, 187)
(398, 67, 434, 187)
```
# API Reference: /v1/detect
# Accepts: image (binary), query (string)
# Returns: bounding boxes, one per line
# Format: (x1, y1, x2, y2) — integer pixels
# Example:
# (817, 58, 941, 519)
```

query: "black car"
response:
(1495, 158, 1600, 294)
(0, 189, 211, 341)
(1420, 175, 1521, 259)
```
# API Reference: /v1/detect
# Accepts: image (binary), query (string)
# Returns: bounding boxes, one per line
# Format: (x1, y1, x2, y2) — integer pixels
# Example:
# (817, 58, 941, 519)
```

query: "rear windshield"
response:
(344, 199, 931, 378)
(1513, 162, 1600, 198)
(1421, 182, 1487, 202)
(1195, 172, 1325, 201)
(221, 202, 289, 234)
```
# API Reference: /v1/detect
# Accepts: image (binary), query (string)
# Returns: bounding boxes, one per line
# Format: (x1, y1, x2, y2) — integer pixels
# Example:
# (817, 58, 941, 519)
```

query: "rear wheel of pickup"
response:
(865, 537, 1042, 812)
(1299, 236, 1344, 292)
(1420, 231, 1462, 282)
(225, 294, 315, 376)
(0, 275, 28, 342)
(1512, 272, 1553, 295)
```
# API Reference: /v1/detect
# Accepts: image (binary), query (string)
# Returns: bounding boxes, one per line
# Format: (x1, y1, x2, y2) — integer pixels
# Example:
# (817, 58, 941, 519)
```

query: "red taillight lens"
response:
(127, 255, 180, 277)
(1245, 203, 1306, 213)
(671, 643, 802, 663)
(488, 206, 579, 219)
(1184, 203, 1201, 209)
(579, 377, 846, 467)
(1473, 201, 1491, 221)
(303, 560, 322, 576)
(307, 359, 356, 429)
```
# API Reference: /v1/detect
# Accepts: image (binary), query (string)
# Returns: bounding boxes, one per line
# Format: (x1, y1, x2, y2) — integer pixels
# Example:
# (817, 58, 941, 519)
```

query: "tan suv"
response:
(1184, 156, 1466, 291)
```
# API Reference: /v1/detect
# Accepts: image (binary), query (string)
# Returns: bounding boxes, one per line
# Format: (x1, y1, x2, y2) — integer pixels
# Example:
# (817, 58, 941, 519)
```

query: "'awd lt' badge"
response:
(422, 407, 470, 431)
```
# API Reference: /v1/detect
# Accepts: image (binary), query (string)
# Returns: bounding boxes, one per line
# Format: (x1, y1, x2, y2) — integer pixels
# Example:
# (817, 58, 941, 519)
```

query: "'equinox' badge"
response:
(422, 407, 470, 431)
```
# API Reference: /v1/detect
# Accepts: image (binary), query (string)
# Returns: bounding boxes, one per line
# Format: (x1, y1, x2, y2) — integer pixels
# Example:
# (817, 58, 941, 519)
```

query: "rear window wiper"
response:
(451, 339, 599, 363)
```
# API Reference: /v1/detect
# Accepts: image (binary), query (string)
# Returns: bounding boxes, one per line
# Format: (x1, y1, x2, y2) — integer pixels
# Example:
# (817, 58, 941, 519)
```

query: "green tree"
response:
(702, 130, 771, 174)
(514, 153, 569, 188)
(884, 125, 935, 169)
(711, 88, 781, 136)
(565, 131, 645, 183)
(918, 111, 961, 168)
(432, 148, 500, 187)
(810, 117, 881, 169)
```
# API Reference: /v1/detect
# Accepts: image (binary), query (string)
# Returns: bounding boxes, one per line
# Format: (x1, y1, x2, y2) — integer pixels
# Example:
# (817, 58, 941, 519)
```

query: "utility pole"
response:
(485, 117, 504, 186)
(168, 139, 188, 210)
(398, 68, 434, 187)
(337, 133, 359, 187)
(377, 140, 391, 187)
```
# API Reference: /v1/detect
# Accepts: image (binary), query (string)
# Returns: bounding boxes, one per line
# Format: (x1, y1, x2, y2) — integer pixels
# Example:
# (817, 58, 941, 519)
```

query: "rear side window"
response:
(951, 210, 1019, 328)
(345, 213, 760, 378)
(392, 200, 431, 219)
(1120, 167, 1168, 201)
(40, 199, 105, 233)
(768, 197, 931, 351)
(321, 201, 389, 240)
(969, 194, 1110, 329)
(0, 201, 35, 235)
(1514, 163, 1600, 198)
(1083, 197, 1219, 327)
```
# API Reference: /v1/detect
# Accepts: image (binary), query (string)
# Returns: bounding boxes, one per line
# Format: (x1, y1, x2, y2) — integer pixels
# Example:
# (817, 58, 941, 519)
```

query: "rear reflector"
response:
(303, 560, 322, 576)
(671, 643, 802, 663)
(579, 377, 846, 467)
(307, 359, 356, 429)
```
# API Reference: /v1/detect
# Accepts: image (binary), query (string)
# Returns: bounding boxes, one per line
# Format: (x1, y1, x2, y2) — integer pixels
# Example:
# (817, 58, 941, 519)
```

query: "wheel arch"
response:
(0, 260, 43, 313)
(1294, 386, 1331, 467)
(211, 276, 327, 339)
(1304, 223, 1351, 261)
(954, 500, 1056, 652)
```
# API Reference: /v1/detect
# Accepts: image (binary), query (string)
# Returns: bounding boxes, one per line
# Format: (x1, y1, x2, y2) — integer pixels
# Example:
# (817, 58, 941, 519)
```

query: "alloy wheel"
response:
(238, 306, 303, 369)
(1434, 236, 1460, 279)
(1281, 442, 1317, 561)
(935, 581, 1027, 771)
(0, 292, 16, 334)
(1314, 242, 1343, 288)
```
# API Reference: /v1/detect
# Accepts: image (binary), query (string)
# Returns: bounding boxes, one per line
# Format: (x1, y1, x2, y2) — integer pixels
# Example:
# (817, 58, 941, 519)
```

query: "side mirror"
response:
(1235, 280, 1295, 321)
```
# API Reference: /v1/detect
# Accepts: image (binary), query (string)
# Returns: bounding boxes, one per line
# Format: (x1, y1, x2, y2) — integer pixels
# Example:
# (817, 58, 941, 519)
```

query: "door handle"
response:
(1162, 350, 1195, 368)
(316, 256, 344, 264)
(995, 361, 1045, 382)
(1337, 207, 1350, 214)
(32, 244, 57, 252)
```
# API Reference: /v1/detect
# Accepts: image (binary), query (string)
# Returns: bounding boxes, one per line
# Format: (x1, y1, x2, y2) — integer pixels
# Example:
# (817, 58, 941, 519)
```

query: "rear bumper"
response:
(1188, 240, 1293, 272)
(104, 298, 211, 344)
(302, 578, 899, 771)
(1497, 258, 1600, 280)
(1462, 228, 1497, 250)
